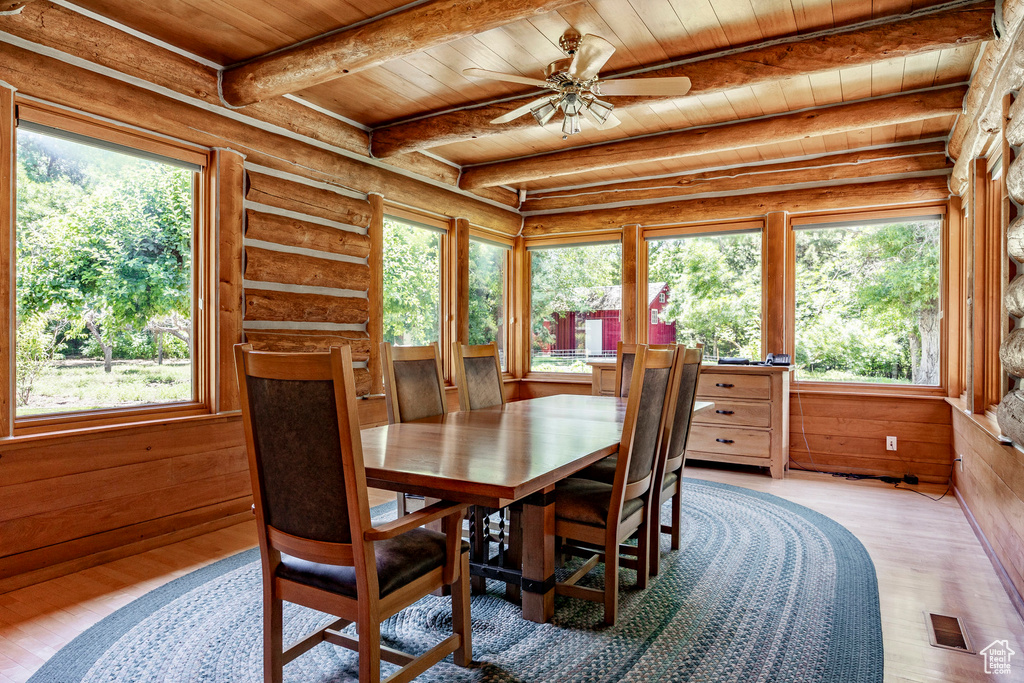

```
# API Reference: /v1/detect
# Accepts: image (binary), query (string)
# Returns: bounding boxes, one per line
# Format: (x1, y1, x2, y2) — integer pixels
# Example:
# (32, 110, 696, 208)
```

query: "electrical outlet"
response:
(959, 453, 965, 472)
(886, 436, 897, 451)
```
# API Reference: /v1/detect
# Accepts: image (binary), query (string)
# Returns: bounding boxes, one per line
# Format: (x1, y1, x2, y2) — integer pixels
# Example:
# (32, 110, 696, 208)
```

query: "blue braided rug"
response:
(29, 479, 882, 682)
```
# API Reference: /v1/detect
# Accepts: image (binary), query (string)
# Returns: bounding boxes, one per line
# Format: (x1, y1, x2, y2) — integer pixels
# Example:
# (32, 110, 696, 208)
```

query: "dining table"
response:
(359, 393, 714, 623)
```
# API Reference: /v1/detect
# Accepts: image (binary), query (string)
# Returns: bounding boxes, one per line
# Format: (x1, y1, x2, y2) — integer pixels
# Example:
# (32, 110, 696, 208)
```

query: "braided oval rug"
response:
(29, 479, 882, 683)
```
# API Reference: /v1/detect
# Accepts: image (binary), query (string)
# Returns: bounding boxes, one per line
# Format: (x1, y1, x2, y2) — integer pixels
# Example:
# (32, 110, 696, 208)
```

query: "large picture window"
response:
(383, 215, 442, 347)
(530, 241, 622, 373)
(15, 122, 199, 417)
(468, 236, 508, 369)
(794, 215, 942, 385)
(646, 230, 762, 362)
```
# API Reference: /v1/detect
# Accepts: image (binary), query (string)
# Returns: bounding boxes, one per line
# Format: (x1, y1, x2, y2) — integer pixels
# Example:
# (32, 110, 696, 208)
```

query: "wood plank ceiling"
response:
(67, 0, 987, 199)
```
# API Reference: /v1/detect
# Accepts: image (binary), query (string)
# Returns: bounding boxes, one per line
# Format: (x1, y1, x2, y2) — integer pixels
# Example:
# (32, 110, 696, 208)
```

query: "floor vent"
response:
(925, 613, 975, 653)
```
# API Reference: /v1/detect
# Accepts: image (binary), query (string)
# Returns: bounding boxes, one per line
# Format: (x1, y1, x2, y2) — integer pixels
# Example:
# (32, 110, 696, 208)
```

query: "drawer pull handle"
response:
(715, 383, 734, 388)
(716, 410, 734, 415)
(716, 438, 734, 444)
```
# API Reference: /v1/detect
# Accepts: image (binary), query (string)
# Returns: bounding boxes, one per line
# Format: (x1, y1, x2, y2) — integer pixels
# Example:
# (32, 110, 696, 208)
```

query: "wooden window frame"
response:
(7, 100, 215, 436)
(468, 228, 513, 375)
(971, 148, 1011, 417)
(638, 218, 766, 360)
(787, 203, 950, 397)
(522, 231, 623, 380)
(381, 204, 451, 381)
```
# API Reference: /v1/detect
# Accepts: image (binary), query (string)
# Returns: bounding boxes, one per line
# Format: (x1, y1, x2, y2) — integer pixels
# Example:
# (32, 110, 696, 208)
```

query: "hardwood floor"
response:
(0, 472, 1020, 683)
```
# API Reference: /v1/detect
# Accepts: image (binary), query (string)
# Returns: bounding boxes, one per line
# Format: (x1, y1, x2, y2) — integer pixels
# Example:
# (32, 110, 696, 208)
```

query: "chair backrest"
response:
(615, 341, 642, 398)
(660, 344, 704, 477)
(381, 342, 447, 423)
(453, 341, 505, 411)
(609, 346, 682, 516)
(235, 344, 372, 573)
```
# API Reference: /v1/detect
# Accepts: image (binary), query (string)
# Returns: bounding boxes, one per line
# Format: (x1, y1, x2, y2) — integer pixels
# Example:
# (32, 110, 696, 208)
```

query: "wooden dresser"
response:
(590, 362, 792, 478)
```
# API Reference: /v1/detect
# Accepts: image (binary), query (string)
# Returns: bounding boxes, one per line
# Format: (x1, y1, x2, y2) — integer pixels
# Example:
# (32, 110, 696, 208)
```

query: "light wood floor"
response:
(1, 471, 1021, 683)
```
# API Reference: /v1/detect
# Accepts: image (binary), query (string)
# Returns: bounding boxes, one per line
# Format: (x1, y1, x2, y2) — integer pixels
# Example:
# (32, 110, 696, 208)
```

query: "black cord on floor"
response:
(894, 481, 952, 502)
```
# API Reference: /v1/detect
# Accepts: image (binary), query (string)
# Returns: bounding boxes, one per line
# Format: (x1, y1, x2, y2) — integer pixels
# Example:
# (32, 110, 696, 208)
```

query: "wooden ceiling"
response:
(66, 0, 988, 198)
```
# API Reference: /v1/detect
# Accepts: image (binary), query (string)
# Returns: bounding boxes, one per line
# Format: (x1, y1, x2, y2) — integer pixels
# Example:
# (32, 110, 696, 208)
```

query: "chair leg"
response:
(635, 515, 650, 590)
(357, 618, 382, 683)
(603, 541, 619, 626)
(670, 486, 682, 551)
(396, 492, 407, 517)
(452, 552, 473, 667)
(650, 497, 663, 577)
(264, 586, 283, 683)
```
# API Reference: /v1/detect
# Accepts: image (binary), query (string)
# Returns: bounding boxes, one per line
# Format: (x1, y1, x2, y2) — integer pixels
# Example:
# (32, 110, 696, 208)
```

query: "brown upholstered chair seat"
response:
(278, 528, 469, 598)
(555, 478, 645, 528)
(662, 470, 679, 491)
(577, 455, 618, 484)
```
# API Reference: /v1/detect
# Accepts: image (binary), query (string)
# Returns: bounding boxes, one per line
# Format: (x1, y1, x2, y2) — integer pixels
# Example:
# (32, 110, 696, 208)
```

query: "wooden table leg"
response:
(521, 485, 556, 623)
(505, 503, 523, 603)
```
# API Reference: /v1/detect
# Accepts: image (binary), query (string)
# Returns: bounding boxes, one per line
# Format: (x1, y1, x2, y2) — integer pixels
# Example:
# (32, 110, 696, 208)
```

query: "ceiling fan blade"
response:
(463, 68, 549, 89)
(597, 76, 692, 97)
(490, 97, 557, 125)
(582, 105, 621, 130)
(569, 34, 616, 82)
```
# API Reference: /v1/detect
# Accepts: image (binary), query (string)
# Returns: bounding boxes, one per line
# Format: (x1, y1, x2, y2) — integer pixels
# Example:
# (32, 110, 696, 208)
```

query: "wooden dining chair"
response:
(614, 341, 642, 397)
(650, 344, 704, 575)
(452, 341, 505, 411)
(234, 344, 471, 683)
(554, 345, 683, 625)
(380, 342, 447, 516)
(452, 341, 516, 595)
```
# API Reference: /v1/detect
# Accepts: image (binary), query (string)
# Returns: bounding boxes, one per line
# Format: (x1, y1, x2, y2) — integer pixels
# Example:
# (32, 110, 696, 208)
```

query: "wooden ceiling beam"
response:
(220, 0, 581, 107)
(458, 85, 968, 190)
(522, 177, 952, 236)
(521, 142, 951, 212)
(370, 0, 993, 158)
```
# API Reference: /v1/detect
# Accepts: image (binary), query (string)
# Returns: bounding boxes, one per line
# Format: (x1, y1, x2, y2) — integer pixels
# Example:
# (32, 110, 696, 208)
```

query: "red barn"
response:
(543, 282, 676, 357)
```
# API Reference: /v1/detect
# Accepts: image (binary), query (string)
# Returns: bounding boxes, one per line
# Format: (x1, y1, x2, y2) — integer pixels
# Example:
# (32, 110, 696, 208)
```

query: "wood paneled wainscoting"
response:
(950, 403, 1024, 619)
(0, 416, 250, 594)
(788, 391, 954, 484)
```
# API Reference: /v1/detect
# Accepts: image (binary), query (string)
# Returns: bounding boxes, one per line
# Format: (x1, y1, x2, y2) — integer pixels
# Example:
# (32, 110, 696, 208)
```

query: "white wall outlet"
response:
(886, 436, 897, 451)
(959, 453, 965, 472)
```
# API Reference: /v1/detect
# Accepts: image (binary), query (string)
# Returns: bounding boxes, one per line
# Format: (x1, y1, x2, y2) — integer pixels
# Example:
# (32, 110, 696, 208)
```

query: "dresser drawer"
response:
(687, 425, 770, 457)
(694, 399, 771, 428)
(698, 372, 771, 400)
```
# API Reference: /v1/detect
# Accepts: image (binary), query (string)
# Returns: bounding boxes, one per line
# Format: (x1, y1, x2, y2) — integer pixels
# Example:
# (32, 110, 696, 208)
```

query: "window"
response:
(530, 241, 622, 373)
(794, 215, 942, 385)
(383, 214, 442, 347)
(646, 231, 762, 362)
(468, 236, 509, 369)
(15, 121, 200, 417)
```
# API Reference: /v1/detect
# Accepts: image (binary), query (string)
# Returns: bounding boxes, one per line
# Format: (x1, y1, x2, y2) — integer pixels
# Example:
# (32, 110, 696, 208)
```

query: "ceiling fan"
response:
(463, 29, 692, 138)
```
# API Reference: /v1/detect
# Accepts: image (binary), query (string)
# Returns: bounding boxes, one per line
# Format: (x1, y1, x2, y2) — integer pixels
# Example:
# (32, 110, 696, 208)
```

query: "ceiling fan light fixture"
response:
(561, 92, 583, 117)
(586, 97, 615, 125)
(562, 113, 581, 136)
(530, 99, 558, 126)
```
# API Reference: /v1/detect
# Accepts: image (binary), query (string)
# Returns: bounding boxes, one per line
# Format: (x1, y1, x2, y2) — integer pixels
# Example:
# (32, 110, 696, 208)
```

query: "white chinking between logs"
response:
(998, 28, 1024, 444)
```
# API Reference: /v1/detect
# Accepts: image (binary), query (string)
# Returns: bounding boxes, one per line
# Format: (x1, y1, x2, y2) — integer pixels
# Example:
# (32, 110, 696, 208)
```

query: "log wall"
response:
(241, 167, 374, 395)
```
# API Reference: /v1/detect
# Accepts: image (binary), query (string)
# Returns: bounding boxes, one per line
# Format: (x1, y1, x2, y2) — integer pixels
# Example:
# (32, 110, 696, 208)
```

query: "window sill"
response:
(946, 396, 1008, 443)
(2, 409, 237, 446)
(790, 380, 947, 399)
(521, 373, 592, 384)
